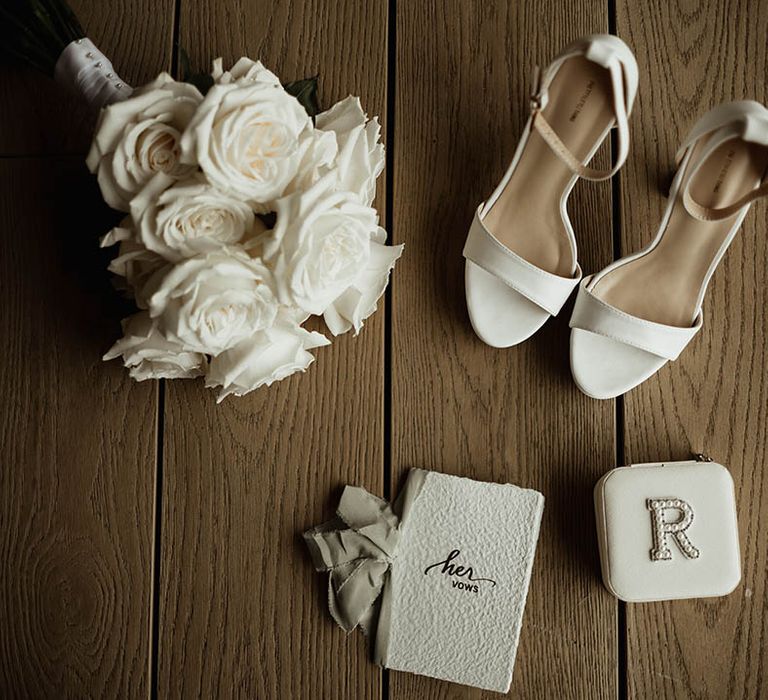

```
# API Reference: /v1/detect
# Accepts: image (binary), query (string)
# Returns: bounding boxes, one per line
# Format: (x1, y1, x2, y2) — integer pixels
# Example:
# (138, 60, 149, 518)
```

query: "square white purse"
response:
(594, 457, 741, 602)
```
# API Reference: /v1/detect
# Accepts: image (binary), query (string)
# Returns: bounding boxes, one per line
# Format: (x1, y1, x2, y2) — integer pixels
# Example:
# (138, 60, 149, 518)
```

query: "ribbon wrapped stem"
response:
(54, 38, 132, 109)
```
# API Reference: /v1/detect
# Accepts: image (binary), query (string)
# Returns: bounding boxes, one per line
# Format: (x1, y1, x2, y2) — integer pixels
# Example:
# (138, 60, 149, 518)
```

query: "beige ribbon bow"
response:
(303, 470, 426, 664)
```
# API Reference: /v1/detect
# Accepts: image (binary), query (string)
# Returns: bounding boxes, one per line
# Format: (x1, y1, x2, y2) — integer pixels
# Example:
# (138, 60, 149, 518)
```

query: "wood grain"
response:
(0, 2, 173, 696)
(391, 1, 617, 697)
(3, 1, 768, 698)
(0, 0, 175, 156)
(0, 159, 156, 697)
(156, 1, 388, 698)
(617, 1, 768, 697)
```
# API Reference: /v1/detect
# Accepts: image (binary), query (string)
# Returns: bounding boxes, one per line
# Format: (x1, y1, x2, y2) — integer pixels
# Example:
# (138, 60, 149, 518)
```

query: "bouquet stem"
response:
(1, 0, 131, 109)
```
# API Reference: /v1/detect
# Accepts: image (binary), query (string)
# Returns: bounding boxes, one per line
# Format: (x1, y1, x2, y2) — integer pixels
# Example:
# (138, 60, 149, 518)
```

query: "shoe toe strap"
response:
(463, 206, 581, 317)
(569, 278, 702, 360)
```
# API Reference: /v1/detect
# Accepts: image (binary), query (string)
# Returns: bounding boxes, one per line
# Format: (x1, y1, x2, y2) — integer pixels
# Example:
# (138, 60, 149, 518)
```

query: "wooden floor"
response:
(1, 1, 767, 698)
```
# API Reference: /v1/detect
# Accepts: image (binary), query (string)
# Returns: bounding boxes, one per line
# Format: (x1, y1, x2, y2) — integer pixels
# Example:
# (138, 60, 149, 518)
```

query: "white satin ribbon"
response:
(54, 38, 133, 110)
(303, 469, 428, 666)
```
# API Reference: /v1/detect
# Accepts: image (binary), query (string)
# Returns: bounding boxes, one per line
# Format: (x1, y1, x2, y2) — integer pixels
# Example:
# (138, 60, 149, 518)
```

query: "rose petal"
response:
(206, 311, 330, 401)
(323, 237, 404, 335)
(104, 312, 207, 380)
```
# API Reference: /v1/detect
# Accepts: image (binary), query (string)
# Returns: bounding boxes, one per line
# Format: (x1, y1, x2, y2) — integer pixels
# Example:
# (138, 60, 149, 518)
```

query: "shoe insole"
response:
(594, 137, 768, 327)
(482, 56, 616, 277)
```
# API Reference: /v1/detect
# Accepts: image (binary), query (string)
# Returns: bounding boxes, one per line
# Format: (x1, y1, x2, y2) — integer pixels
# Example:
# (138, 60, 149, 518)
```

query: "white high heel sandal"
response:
(463, 34, 638, 347)
(570, 100, 768, 399)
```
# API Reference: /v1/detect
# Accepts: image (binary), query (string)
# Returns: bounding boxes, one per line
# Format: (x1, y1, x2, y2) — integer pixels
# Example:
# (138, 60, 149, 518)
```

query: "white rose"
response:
(87, 73, 202, 211)
(101, 225, 167, 308)
(264, 181, 380, 316)
(130, 173, 266, 261)
(148, 249, 279, 355)
(210, 58, 338, 195)
(284, 129, 338, 194)
(211, 56, 269, 84)
(323, 226, 403, 335)
(316, 96, 385, 206)
(180, 59, 317, 207)
(104, 312, 207, 380)
(206, 309, 329, 401)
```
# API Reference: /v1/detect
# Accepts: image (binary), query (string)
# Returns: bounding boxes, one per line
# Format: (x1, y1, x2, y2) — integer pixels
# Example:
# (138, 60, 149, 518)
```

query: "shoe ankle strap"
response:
(529, 59, 630, 182)
(683, 179, 768, 221)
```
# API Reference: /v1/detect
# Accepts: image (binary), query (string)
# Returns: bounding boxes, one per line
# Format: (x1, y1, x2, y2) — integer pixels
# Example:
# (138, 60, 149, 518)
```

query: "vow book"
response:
(384, 470, 544, 692)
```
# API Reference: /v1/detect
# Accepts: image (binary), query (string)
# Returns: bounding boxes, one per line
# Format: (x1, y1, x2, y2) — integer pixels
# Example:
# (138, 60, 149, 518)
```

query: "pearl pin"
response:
(647, 497, 701, 562)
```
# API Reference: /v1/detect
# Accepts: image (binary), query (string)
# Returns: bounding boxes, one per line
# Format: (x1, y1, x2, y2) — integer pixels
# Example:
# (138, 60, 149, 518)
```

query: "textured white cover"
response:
(385, 471, 544, 693)
(594, 461, 741, 602)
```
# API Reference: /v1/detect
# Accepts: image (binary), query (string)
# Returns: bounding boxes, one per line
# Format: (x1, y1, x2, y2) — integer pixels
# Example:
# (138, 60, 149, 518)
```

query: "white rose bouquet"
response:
(3, 0, 403, 401)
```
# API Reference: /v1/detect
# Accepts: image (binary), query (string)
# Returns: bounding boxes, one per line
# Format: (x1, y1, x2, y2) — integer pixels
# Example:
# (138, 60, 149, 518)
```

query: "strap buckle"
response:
(529, 65, 543, 112)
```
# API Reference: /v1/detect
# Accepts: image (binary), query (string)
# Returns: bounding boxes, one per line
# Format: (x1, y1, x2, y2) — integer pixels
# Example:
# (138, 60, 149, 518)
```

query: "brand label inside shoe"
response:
(569, 80, 596, 121)
(713, 149, 737, 193)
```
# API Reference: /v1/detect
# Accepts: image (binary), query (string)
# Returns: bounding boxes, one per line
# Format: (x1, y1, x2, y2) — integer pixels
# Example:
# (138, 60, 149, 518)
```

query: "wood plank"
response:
(616, 2, 768, 697)
(0, 0, 176, 156)
(156, 1, 389, 697)
(0, 158, 156, 697)
(392, 2, 617, 697)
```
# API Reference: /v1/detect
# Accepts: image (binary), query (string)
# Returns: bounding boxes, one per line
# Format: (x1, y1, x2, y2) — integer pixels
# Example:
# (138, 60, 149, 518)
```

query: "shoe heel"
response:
(561, 34, 639, 113)
(674, 100, 768, 164)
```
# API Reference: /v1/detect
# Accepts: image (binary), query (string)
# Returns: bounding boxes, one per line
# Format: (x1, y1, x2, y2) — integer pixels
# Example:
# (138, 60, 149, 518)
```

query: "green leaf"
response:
(179, 46, 192, 82)
(284, 76, 320, 117)
(178, 46, 214, 95)
(187, 71, 214, 95)
(257, 212, 277, 230)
